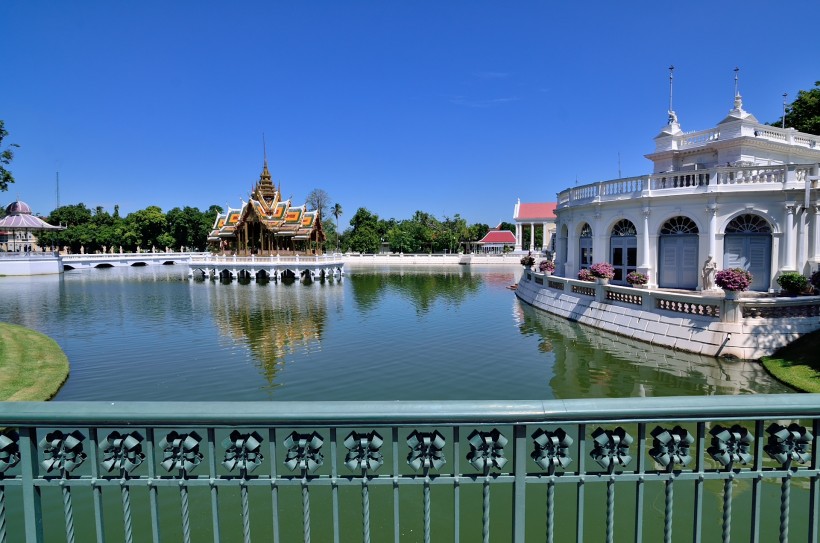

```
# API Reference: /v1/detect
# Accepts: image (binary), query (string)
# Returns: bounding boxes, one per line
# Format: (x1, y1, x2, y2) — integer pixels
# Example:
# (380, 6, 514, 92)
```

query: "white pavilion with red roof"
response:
(475, 225, 517, 254)
(513, 200, 557, 253)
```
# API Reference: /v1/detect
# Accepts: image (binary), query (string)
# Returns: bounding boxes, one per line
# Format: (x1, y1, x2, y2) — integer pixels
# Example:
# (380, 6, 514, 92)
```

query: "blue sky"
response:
(2, 1, 817, 227)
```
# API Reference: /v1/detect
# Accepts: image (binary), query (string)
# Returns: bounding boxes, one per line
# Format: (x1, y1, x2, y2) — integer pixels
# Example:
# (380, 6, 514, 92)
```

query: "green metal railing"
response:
(0, 396, 818, 542)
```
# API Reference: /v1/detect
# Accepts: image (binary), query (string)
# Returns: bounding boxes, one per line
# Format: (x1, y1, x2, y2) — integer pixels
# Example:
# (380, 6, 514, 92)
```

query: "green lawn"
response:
(0, 322, 69, 401)
(761, 331, 820, 393)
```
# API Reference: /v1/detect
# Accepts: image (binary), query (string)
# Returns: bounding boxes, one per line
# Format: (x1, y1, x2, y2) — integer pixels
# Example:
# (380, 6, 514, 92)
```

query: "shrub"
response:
(539, 260, 555, 273)
(626, 271, 648, 285)
(777, 272, 809, 295)
(577, 268, 594, 281)
(715, 268, 752, 292)
(520, 255, 535, 267)
(589, 262, 615, 279)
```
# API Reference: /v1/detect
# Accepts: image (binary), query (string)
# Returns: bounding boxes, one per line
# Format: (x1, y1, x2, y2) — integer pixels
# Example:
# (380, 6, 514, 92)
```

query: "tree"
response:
(331, 202, 343, 251)
(769, 82, 820, 135)
(0, 120, 20, 191)
(125, 206, 167, 250)
(346, 207, 381, 253)
(306, 189, 331, 218)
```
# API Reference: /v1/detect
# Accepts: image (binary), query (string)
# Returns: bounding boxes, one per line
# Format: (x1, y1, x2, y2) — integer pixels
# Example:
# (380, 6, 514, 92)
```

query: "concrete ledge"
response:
(516, 272, 820, 360)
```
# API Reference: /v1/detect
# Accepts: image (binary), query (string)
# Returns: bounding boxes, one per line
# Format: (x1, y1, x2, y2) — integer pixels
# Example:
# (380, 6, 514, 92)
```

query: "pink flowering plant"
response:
(539, 260, 555, 273)
(626, 271, 648, 286)
(520, 255, 535, 267)
(715, 268, 752, 292)
(589, 262, 615, 279)
(577, 268, 594, 281)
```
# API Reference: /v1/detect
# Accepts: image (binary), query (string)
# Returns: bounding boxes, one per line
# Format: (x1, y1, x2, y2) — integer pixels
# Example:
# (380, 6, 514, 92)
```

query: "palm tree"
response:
(332, 203, 343, 252)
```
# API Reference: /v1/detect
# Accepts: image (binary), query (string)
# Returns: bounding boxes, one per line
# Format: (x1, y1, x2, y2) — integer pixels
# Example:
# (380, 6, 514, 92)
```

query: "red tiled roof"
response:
(516, 202, 557, 220)
(479, 229, 516, 244)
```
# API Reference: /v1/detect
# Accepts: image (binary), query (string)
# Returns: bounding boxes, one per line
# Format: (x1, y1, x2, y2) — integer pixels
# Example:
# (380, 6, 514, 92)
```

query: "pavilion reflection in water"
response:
(206, 279, 338, 386)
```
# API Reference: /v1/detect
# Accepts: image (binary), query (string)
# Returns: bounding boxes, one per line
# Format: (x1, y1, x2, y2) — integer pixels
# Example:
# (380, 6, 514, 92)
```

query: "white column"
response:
(639, 208, 651, 268)
(707, 204, 717, 262)
(593, 210, 603, 263)
(812, 204, 820, 265)
(542, 222, 548, 251)
(514, 223, 522, 252)
(529, 223, 535, 251)
(784, 204, 796, 271)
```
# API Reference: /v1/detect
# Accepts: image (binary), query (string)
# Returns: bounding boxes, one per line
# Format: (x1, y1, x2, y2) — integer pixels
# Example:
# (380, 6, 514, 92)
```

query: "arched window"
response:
(610, 219, 637, 282)
(611, 219, 637, 236)
(726, 214, 772, 233)
(660, 216, 699, 235)
(579, 223, 592, 269)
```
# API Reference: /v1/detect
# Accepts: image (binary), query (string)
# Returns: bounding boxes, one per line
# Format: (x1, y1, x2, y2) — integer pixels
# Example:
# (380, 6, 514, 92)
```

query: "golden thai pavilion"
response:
(208, 161, 326, 255)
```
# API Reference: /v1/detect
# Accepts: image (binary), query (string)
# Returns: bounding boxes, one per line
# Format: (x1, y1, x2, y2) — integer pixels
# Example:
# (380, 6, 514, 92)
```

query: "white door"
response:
(724, 234, 771, 291)
(658, 235, 699, 289)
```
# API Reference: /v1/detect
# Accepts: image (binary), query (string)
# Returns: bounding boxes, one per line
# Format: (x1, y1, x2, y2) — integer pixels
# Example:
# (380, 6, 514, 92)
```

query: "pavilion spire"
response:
(732, 67, 744, 112)
(657, 65, 681, 136)
(667, 64, 677, 125)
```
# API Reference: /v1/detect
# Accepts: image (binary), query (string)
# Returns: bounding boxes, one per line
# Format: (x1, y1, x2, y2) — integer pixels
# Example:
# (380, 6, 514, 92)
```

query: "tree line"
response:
(337, 207, 502, 254)
(25, 200, 517, 255)
(35, 203, 222, 253)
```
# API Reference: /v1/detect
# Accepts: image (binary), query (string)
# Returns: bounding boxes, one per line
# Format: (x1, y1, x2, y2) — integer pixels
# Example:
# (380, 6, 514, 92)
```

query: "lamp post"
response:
(782, 92, 788, 129)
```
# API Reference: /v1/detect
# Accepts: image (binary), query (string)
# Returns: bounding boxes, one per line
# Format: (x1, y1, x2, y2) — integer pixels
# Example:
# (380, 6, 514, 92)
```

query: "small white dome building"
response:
(554, 81, 820, 292)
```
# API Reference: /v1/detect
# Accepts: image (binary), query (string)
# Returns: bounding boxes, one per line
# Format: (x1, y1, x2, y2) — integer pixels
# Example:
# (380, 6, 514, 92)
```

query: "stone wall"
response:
(516, 271, 820, 360)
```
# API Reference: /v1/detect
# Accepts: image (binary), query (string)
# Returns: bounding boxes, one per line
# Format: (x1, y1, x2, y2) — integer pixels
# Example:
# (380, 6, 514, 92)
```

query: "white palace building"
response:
(553, 82, 820, 291)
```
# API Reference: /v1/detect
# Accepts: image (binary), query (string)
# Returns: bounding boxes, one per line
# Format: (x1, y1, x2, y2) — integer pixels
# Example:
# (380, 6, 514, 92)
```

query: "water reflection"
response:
(0, 265, 793, 402)
(515, 302, 793, 397)
(202, 279, 341, 387)
(348, 266, 483, 314)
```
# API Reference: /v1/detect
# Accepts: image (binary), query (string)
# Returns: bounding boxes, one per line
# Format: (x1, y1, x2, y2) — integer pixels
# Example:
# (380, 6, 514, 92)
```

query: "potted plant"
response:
(626, 271, 648, 288)
(776, 271, 809, 296)
(715, 268, 752, 299)
(589, 262, 615, 284)
(520, 254, 535, 268)
(577, 268, 594, 282)
(539, 260, 555, 275)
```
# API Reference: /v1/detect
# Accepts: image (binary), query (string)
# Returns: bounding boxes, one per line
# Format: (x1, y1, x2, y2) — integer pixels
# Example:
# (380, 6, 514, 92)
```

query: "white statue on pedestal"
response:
(702, 255, 717, 290)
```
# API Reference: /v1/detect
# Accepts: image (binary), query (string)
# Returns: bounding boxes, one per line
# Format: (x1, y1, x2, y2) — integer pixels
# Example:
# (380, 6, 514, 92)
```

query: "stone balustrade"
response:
(516, 271, 820, 359)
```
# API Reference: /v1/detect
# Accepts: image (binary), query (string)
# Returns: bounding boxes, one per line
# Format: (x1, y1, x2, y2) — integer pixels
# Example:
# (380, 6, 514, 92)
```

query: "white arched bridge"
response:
(60, 251, 203, 270)
(187, 253, 345, 282)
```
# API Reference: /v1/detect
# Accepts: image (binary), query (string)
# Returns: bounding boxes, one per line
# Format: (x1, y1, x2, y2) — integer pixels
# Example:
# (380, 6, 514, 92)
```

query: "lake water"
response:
(0, 263, 791, 401)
